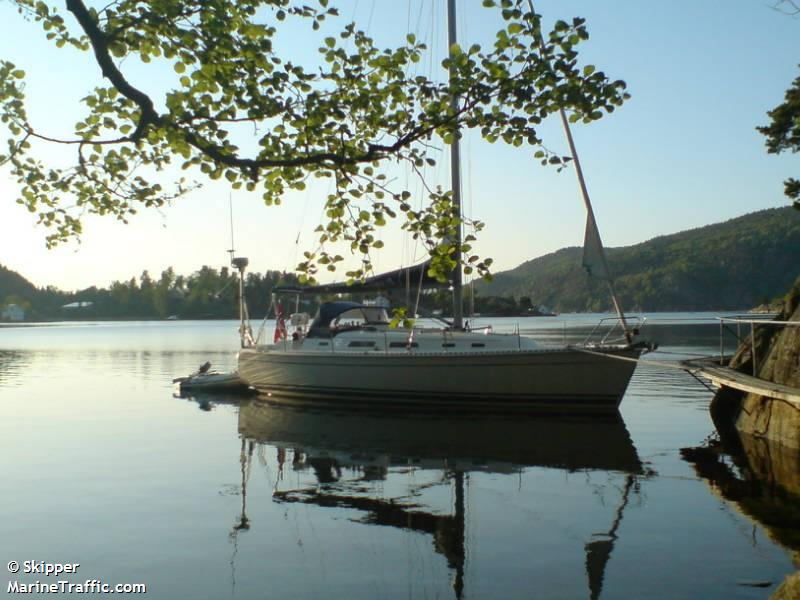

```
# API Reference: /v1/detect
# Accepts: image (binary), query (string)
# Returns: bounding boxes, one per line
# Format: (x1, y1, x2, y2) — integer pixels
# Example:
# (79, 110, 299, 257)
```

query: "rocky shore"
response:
(711, 276, 800, 449)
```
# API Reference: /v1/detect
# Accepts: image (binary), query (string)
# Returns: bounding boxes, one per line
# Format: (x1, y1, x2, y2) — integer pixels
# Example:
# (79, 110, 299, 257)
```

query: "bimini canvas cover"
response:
(274, 260, 447, 296)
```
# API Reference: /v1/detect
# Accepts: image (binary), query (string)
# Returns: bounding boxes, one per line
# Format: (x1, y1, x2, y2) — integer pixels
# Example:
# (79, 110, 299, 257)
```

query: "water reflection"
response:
(683, 428, 800, 564)
(237, 399, 644, 473)
(513, 320, 739, 349)
(0, 350, 26, 386)
(585, 474, 637, 600)
(682, 417, 800, 595)
(4, 319, 797, 599)
(225, 397, 649, 600)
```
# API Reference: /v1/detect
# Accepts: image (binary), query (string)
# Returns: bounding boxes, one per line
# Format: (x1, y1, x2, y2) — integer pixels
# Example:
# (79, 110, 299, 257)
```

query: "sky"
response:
(0, 0, 798, 292)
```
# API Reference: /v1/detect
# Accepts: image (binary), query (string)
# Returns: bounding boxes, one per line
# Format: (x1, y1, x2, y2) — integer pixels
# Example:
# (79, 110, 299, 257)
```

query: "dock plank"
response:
(685, 358, 800, 406)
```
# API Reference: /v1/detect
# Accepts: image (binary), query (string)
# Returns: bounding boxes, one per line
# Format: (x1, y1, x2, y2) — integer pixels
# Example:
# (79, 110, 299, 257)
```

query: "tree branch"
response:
(65, 0, 160, 137)
(63, 0, 478, 179)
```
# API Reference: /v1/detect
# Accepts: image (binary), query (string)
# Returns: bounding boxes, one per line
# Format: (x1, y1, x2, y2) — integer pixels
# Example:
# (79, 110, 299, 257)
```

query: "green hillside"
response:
(0, 264, 39, 310)
(479, 207, 800, 312)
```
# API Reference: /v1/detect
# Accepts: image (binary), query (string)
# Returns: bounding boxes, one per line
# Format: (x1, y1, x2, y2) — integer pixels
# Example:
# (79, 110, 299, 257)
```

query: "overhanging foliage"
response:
(0, 0, 629, 281)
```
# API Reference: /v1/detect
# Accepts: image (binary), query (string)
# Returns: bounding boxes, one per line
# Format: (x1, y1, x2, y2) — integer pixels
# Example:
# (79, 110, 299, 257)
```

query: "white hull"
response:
(237, 345, 641, 410)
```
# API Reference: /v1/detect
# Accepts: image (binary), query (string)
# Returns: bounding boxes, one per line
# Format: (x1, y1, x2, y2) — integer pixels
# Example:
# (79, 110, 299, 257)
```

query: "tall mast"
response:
(228, 194, 252, 347)
(446, 0, 464, 330)
(232, 257, 250, 347)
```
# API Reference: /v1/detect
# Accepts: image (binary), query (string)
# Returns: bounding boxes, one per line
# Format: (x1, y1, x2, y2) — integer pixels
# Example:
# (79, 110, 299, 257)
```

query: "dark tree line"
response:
(2, 266, 303, 320)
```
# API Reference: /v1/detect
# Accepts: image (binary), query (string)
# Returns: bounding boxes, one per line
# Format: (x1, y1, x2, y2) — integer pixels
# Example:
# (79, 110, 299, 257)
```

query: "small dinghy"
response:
(173, 362, 250, 392)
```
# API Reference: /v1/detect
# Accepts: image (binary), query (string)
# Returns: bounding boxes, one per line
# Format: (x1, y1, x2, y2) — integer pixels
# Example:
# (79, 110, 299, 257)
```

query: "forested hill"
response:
(479, 207, 800, 312)
(0, 264, 37, 301)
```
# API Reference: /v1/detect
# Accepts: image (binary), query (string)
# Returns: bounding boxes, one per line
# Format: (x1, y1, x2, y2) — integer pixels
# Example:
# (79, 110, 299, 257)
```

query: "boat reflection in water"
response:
(226, 394, 648, 600)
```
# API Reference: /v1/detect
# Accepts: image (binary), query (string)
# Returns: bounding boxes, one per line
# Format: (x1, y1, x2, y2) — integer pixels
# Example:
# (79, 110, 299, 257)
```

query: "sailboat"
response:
(235, 1, 653, 409)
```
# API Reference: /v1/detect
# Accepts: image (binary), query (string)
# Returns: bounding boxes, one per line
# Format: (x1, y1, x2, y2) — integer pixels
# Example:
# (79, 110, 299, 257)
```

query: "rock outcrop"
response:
(771, 571, 800, 600)
(711, 276, 800, 449)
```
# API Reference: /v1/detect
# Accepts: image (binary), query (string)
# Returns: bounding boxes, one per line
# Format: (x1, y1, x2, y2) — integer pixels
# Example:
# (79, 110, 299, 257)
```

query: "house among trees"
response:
(61, 301, 94, 310)
(61, 301, 95, 318)
(1, 304, 25, 322)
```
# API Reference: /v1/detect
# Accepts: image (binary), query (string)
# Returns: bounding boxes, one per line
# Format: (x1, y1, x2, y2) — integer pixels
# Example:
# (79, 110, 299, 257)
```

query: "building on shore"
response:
(0, 304, 25, 322)
(61, 301, 94, 311)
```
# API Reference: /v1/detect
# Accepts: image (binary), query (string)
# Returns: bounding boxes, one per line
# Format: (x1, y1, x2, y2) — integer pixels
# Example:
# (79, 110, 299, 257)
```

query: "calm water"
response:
(1, 315, 797, 599)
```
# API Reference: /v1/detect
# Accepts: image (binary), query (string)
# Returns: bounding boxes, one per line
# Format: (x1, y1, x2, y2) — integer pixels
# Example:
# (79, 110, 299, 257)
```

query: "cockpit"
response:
(305, 302, 390, 338)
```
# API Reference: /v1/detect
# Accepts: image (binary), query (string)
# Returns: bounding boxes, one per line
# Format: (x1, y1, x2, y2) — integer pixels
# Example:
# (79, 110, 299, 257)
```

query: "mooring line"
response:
(571, 347, 719, 395)
(571, 347, 695, 372)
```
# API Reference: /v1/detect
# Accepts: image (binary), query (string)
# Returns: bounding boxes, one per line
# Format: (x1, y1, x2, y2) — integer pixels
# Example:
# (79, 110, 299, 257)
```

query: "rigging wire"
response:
(403, 0, 440, 271)
(228, 193, 236, 264)
(287, 186, 313, 272)
(461, 6, 476, 313)
(401, 0, 428, 271)
(365, 0, 376, 33)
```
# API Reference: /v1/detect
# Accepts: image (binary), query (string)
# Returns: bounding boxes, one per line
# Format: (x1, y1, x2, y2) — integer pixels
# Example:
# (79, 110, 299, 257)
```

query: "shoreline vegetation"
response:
(0, 262, 561, 322)
(0, 277, 561, 322)
(2, 207, 799, 322)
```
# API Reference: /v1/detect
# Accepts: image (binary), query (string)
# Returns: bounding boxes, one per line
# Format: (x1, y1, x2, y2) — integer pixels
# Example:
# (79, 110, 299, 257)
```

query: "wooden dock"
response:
(685, 358, 800, 407)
